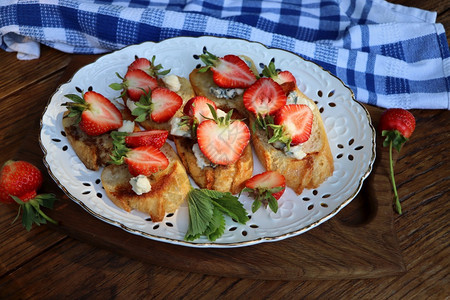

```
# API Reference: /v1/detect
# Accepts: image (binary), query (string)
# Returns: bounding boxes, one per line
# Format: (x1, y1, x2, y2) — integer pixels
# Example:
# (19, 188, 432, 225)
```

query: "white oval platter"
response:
(40, 36, 376, 248)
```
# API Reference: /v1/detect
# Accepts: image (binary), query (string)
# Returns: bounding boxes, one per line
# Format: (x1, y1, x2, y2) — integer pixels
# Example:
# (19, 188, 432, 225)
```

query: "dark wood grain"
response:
(0, 1, 449, 297)
(0, 54, 405, 281)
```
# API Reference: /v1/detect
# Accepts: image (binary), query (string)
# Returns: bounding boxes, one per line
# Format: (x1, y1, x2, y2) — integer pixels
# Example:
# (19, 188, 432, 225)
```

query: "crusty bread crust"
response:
(173, 137, 253, 195)
(250, 96, 334, 194)
(62, 112, 114, 171)
(101, 143, 191, 222)
(138, 76, 195, 131)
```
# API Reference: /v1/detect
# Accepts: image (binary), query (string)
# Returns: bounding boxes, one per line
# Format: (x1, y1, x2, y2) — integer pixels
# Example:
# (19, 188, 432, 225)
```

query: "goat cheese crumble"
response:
(170, 117, 191, 138)
(192, 143, 212, 169)
(162, 75, 181, 92)
(209, 86, 244, 99)
(129, 175, 152, 195)
(118, 120, 135, 133)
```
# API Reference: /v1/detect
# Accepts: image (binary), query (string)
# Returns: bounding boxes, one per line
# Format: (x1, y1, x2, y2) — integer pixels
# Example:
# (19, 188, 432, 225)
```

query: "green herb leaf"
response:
(205, 207, 225, 241)
(184, 188, 249, 241)
(186, 189, 215, 237)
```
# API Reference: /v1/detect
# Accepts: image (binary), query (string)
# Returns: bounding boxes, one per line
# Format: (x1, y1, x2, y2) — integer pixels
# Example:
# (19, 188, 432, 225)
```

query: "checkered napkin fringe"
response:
(1, 0, 449, 109)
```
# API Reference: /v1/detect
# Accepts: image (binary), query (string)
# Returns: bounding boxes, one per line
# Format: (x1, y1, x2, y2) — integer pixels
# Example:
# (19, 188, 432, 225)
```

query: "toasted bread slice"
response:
(173, 137, 253, 195)
(250, 91, 333, 194)
(62, 109, 139, 171)
(101, 143, 191, 222)
(189, 55, 258, 114)
(62, 111, 114, 171)
(136, 76, 195, 132)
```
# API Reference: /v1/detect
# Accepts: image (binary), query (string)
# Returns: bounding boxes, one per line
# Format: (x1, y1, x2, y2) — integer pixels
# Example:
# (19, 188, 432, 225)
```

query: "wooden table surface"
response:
(1, 1, 449, 298)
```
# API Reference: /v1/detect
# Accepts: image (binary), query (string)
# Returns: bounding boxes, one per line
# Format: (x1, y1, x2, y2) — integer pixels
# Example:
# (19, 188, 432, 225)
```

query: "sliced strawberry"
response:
(276, 70, 296, 86)
(125, 130, 169, 149)
(199, 52, 256, 88)
(63, 90, 123, 136)
(150, 87, 183, 123)
(245, 171, 286, 200)
(124, 146, 169, 177)
(262, 60, 297, 94)
(128, 57, 152, 73)
(128, 56, 170, 78)
(197, 110, 250, 165)
(183, 96, 217, 123)
(274, 104, 313, 145)
(244, 171, 286, 213)
(243, 78, 286, 117)
(124, 69, 159, 101)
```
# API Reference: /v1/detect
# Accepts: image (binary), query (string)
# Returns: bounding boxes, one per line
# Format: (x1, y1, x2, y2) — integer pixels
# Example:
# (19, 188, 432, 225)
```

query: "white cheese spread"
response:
(129, 175, 152, 195)
(284, 144, 307, 160)
(126, 99, 138, 112)
(162, 75, 181, 92)
(286, 90, 315, 111)
(192, 143, 211, 169)
(170, 117, 191, 138)
(118, 120, 135, 133)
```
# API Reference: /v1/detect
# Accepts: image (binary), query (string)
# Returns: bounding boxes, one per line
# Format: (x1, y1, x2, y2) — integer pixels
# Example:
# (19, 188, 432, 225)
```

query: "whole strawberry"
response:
(379, 108, 416, 214)
(0, 160, 57, 231)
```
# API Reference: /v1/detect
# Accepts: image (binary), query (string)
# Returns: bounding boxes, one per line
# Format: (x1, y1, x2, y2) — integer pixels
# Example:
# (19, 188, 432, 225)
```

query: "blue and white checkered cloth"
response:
(1, 0, 449, 109)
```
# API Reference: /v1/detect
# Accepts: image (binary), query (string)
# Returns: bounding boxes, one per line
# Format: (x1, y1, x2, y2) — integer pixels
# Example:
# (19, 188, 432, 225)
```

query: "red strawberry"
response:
(277, 70, 297, 86)
(273, 104, 313, 146)
(109, 69, 159, 102)
(262, 60, 297, 95)
(124, 146, 169, 177)
(379, 108, 416, 214)
(183, 96, 217, 123)
(199, 52, 257, 88)
(125, 69, 159, 101)
(243, 78, 286, 117)
(150, 87, 183, 123)
(379, 108, 415, 140)
(110, 132, 169, 176)
(277, 71, 297, 94)
(196, 107, 250, 165)
(128, 57, 151, 73)
(244, 171, 286, 213)
(0, 160, 58, 231)
(125, 130, 169, 149)
(63, 90, 123, 136)
(128, 56, 170, 78)
(0, 160, 42, 203)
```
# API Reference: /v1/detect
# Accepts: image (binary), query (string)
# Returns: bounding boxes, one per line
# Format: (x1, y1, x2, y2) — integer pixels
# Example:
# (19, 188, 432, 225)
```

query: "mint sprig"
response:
(185, 188, 249, 242)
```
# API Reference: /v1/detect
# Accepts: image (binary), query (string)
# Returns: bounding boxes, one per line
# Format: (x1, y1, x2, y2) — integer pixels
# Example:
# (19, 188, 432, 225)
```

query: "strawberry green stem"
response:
(29, 201, 58, 225)
(389, 141, 402, 214)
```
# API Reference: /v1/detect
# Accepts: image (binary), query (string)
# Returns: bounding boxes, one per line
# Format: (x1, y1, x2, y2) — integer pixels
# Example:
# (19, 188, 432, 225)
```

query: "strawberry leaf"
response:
(252, 200, 262, 213)
(110, 131, 130, 164)
(109, 83, 123, 91)
(131, 94, 152, 122)
(268, 195, 278, 213)
(64, 93, 84, 103)
(382, 130, 407, 152)
(11, 194, 58, 231)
